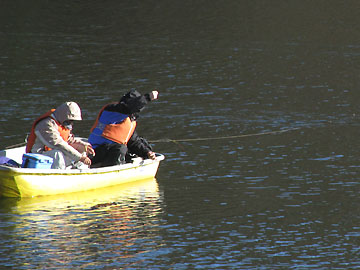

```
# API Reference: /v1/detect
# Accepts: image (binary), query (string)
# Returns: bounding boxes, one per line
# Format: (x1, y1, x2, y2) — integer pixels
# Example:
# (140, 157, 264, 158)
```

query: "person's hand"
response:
(80, 155, 92, 166)
(150, 90, 159, 100)
(86, 145, 95, 157)
(147, 151, 156, 160)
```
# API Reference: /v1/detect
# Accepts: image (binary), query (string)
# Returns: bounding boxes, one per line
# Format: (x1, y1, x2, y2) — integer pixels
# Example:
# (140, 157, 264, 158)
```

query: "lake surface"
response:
(0, 1, 359, 269)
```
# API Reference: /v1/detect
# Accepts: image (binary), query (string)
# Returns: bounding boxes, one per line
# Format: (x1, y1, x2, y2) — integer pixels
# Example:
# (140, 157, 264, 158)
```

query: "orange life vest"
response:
(90, 104, 137, 145)
(25, 109, 71, 153)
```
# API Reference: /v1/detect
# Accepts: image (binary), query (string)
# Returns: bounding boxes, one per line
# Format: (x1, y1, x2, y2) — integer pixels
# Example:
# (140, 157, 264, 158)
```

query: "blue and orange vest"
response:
(26, 109, 71, 153)
(88, 104, 137, 149)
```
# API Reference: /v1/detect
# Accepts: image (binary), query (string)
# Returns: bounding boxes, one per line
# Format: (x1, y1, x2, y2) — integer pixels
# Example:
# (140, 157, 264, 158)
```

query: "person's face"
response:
(62, 120, 74, 130)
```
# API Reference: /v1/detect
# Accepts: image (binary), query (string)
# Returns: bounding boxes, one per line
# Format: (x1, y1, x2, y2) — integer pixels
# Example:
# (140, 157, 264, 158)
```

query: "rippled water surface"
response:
(0, 1, 360, 269)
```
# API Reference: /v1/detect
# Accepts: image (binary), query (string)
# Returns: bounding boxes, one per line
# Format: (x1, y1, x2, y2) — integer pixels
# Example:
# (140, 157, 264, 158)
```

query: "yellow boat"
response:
(0, 144, 164, 198)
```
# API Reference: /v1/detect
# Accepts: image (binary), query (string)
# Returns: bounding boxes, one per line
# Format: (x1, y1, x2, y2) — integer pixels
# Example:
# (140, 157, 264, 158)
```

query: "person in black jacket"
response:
(88, 90, 159, 167)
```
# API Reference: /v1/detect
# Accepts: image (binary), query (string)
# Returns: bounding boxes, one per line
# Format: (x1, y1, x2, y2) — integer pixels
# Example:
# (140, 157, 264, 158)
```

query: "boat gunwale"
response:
(0, 153, 165, 176)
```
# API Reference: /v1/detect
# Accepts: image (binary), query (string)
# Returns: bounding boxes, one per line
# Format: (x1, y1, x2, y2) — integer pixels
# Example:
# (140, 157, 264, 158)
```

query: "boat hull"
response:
(0, 145, 164, 197)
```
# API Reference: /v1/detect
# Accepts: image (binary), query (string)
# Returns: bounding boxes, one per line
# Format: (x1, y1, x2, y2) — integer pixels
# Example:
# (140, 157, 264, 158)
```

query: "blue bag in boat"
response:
(22, 153, 53, 169)
(0, 156, 20, 168)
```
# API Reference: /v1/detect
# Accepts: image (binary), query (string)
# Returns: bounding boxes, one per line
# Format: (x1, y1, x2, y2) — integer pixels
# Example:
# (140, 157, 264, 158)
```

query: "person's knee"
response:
(43, 150, 66, 169)
(104, 144, 128, 166)
(90, 144, 128, 167)
(108, 144, 126, 165)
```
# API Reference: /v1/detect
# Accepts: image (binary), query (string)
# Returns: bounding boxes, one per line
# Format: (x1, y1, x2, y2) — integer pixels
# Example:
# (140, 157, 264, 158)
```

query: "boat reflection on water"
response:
(0, 177, 164, 268)
(11, 177, 161, 214)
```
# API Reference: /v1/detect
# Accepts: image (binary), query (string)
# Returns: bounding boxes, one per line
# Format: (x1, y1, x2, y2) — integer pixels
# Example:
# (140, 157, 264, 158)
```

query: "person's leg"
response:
(41, 150, 66, 169)
(102, 144, 127, 167)
(91, 144, 128, 168)
(90, 145, 108, 167)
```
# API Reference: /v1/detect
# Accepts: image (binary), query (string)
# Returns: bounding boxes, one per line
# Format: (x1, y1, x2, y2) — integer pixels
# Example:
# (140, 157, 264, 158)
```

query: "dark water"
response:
(1, 1, 360, 269)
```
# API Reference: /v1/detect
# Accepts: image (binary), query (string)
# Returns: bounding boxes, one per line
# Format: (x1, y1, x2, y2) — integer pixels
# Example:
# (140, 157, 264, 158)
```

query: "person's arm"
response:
(127, 131, 153, 159)
(69, 136, 95, 157)
(35, 118, 84, 162)
(115, 90, 159, 115)
(126, 90, 158, 159)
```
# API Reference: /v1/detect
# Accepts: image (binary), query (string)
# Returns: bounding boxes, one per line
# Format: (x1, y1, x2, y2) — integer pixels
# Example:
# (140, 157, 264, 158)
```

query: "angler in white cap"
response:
(26, 101, 95, 169)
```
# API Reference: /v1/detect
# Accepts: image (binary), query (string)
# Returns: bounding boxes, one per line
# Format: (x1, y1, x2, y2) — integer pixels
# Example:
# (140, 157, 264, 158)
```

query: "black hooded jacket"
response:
(101, 90, 153, 157)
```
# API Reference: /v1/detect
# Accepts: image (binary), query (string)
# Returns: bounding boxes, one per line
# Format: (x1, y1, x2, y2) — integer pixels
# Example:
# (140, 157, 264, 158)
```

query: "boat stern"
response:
(0, 167, 21, 197)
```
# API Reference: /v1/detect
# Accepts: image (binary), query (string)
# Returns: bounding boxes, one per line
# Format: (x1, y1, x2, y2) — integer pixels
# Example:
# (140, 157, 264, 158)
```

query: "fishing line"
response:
(4, 128, 299, 149)
(5, 141, 27, 149)
(149, 127, 299, 144)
